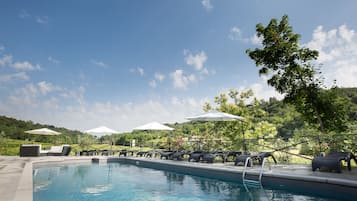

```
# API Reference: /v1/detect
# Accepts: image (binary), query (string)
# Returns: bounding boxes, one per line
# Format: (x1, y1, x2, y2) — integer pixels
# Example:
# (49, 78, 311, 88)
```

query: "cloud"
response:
(36, 16, 49, 24)
(48, 56, 60, 64)
(91, 60, 108, 68)
(229, 26, 263, 45)
(130, 67, 145, 76)
(184, 51, 207, 71)
(0, 88, 206, 132)
(149, 80, 157, 88)
(250, 34, 263, 45)
(12, 61, 42, 71)
(201, 0, 213, 12)
(229, 27, 245, 41)
(0, 72, 29, 83)
(37, 81, 62, 95)
(170, 69, 196, 89)
(18, 9, 31, 19)
(0, 45, 4, 52)
(0, 55, 13, 67)
(149, 72, 166, 88)
(154, 72, 165, 81)
(305, 25, 357, 87)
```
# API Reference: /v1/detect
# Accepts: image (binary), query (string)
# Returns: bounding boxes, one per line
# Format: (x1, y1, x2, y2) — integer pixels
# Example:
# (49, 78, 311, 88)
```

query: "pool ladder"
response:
(242, 157, 269, 188)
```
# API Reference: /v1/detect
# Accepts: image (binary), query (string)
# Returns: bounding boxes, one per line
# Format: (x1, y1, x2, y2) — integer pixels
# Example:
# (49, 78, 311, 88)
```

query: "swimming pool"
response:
(33, 162, 342, 201)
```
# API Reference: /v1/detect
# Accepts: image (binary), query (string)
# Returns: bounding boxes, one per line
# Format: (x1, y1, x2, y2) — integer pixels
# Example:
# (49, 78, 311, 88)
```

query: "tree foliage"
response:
(246, 15, 348, 135)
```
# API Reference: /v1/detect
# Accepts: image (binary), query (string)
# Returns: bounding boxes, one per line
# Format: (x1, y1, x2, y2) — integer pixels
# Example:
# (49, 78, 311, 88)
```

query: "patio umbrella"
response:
(186, 111, 244, 122)
(85, 126, 118, 152)
(133, 122, 174, 150)
(25, 128, 62, 144)
(133, 122, 174, 131)
(185, 111, 246, 151)
(25, 128, 61, 135)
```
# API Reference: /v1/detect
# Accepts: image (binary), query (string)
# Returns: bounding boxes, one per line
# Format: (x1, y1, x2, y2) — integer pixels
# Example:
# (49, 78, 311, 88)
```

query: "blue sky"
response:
(1, 0, 357, 132)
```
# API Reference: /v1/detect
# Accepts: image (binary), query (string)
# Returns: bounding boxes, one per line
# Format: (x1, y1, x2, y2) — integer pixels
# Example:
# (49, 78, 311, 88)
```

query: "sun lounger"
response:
(20, 144, 71, 157)
(47, 145, 71, 156)
(20, 144, 46, 157)
(201, 151, 226, 163)
(234, 152, 277, 166)
(146, 150, 158, 158)
(188, 151, 206, 162)
(171, 151, 187, 161)
(225, 151, 243, 162)
(159, 151, 174, 160)
(312, 152, 357, 173)
(136, 151, 148, 157)
(119, 149, 134, 157)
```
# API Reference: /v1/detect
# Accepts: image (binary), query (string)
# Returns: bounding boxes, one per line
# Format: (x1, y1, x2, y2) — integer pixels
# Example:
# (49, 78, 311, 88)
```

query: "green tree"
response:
(246, 15, 348, 144)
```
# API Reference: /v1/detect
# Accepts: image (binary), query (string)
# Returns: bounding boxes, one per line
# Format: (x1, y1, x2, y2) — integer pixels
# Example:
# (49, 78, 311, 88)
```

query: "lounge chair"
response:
(136, 151, 148, 157)
(234, 152, 277, 166)
(225, 151, 243, 162)
(171, 151, 187, 161)
(46, 145, 71, 156)
(312, 152, 357, 173)
(119, 149, 134, 157)
(201, 151, 226, 163)
(188, 151, 206, 162)
(20, 144, 71, 157)
(119, 149, 128, 157)
(20, 144, 47, 157)
(159, 151, 174, 160)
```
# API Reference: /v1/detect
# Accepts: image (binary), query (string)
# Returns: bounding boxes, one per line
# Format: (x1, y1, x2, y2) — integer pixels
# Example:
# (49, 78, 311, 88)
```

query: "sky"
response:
(1, 0, 357, 132)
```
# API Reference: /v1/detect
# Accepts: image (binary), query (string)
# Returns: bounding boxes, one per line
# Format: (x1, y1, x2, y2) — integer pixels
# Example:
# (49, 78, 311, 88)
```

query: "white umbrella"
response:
(25, 128, 61, 135)
(133, 122, 174, 131)
(85, 126, 118, 153)
(133, 122, 174, 150)
(85, 126, 118, 138)
(186, 111, 244, 122)
(186, 111, 245, 151)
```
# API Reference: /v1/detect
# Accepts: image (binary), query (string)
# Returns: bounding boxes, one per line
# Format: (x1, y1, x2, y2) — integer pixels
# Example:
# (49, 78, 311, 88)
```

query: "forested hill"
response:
(0, 116, 84, 143)
(1, 87, 356, 142)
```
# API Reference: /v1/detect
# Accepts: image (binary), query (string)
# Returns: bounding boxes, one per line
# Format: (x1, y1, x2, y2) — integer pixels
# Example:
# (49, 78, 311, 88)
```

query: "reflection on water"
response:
(164, 171, 185, 185)
(33, 163, 338, 201)
(81, 184, 113, 195)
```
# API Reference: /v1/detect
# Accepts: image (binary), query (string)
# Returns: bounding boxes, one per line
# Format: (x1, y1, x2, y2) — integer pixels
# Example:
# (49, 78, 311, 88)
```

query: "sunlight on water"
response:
(33, 163, 339, 201)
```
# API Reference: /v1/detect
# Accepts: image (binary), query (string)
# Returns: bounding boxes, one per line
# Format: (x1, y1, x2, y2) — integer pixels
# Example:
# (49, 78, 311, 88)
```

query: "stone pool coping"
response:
(3, 156, 357, 201)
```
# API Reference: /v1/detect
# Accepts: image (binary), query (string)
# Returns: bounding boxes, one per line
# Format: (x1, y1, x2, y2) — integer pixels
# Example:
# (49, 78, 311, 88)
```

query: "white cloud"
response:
(48, 56, 60, 64)
(305, 25, 357, 87)
(36, 16, 49, 24)
(250, 34, 263, 45)
(18, 10, 31, 19)
(0, 55, 12, 67)
(170, 69, 196, 89)
(201, 0, 213, 12)
(0, 72, 29, 83)
(38, 81, 62, 95)
(184, 51, 207, 71)
(229, 26, 263, 45)
(229, 26, 245, 41)
(0, 89, 206, 132)
(91, 60, 108, 68)
(12, 61, 42, 71)
(154, 72, 165, 81)
(149, 80, 157, 88)
(130, 67, 145, 76)
(0, 45, 4, 52)
(60, 86, 86, 105)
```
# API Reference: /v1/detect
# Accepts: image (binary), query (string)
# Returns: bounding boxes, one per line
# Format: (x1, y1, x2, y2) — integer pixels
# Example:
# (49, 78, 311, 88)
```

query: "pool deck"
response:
(1, 156, 357, 201)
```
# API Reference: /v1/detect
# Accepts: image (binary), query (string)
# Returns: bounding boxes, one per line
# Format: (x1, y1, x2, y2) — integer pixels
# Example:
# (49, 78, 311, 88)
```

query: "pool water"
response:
(33, 162, 339, 201)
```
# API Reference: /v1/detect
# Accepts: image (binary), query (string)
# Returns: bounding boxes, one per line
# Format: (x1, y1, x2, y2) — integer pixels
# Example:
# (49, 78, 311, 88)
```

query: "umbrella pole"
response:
(110, 134, 113, 155)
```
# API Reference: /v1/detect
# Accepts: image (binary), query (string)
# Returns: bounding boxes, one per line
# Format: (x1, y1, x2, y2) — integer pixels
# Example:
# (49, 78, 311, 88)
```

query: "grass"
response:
(0, 138, 152, 156)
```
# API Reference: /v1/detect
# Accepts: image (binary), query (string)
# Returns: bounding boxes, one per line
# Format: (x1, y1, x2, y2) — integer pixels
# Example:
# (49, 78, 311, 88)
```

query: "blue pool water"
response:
(33, 162, 339, 201)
